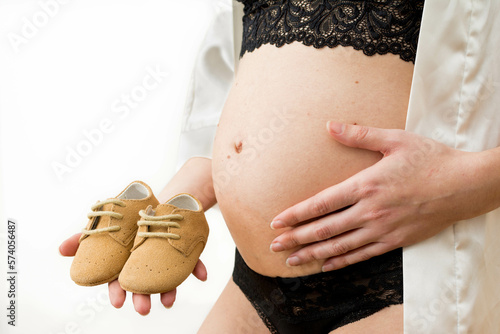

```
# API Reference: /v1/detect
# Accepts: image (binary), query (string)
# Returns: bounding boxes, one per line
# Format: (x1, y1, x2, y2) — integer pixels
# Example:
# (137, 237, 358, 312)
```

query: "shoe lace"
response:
(137, 209, 184, 240)
(81, 199, 125, 235)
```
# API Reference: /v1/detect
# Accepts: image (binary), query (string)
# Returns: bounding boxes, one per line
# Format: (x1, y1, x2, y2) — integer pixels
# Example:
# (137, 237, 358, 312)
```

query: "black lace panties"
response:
(236, 0, 424, 63)
(232, 247, 403, 334)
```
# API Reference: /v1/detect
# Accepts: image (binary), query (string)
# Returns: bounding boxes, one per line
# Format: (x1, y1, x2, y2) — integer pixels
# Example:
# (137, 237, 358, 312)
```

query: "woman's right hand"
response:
(59, 233, 208, 315)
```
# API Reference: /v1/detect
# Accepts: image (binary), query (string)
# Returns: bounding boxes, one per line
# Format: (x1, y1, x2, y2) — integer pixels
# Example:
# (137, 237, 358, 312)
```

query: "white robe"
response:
(404, 0, 500, 333)
(178, 1, 500, 332)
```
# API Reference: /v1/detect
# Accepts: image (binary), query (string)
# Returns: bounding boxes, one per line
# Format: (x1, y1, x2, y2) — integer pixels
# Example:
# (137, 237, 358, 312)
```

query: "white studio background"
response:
(0, 1, 235, 333)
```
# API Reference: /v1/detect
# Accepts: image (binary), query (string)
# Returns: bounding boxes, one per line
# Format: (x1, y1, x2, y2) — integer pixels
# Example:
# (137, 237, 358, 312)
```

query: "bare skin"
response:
(198, 278, 270, 334)
(212, 42, 414, 278)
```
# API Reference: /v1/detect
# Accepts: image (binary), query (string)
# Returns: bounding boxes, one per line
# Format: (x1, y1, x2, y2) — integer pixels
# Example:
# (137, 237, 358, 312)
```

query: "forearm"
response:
(158, 157, 216, 210)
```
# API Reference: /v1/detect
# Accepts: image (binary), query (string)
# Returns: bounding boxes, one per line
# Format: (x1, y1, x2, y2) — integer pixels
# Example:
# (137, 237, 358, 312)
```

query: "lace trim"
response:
(237, 0, 424, 63)
(233, 247, 403, 333)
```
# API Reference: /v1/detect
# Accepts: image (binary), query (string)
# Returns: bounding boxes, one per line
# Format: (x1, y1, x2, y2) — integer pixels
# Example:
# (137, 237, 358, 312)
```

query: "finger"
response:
(327, 121, 400, 154)
(284, 228, 376, 266)
(271, 205, 360, 251)
(108, 280, 126, 308)
(271, 180, 359, 229)
(160, 289, 177, 309)
(192, 259, 207, 281)
(321, 242, 394, 271)
(132, 293, 151, 316)
(58, 233, 82, 256)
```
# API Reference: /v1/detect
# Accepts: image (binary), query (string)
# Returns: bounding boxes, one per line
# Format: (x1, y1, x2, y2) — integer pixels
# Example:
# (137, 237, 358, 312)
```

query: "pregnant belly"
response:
(212, 42, 413, 277)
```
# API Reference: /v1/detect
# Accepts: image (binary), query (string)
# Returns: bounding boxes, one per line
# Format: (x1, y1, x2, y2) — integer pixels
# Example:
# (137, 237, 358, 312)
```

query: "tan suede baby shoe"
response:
(70, 181, 159, 286)
(118, 193, 209, 294)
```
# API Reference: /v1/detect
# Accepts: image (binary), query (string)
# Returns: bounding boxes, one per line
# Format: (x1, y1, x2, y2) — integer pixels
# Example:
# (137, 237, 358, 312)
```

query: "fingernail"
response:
(270, 242, 284, 252)
(286, 256, 300, 267)
(322, 264, 334, 272)
(164, 305, 172, 309)
(270, 219, 284, 229)
(328, 121, 344, 134)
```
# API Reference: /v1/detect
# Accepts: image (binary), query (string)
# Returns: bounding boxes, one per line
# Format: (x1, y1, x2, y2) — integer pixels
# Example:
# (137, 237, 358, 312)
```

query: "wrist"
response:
(470, 147, 500, 215)
(447, 147, 500, 223)
(158, 157, 216, 210)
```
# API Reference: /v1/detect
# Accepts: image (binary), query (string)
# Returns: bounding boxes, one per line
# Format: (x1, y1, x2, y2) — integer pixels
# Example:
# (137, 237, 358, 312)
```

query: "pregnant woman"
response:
(205, 1, 420, 332)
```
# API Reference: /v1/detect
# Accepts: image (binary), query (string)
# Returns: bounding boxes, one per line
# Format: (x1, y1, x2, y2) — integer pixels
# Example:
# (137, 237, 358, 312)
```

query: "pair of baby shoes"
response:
(70, 181, 209, 294)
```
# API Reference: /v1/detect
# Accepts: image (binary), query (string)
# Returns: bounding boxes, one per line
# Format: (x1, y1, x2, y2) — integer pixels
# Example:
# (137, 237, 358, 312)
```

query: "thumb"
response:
(59, 233, 81, 256)
(326, 121, 396, 154)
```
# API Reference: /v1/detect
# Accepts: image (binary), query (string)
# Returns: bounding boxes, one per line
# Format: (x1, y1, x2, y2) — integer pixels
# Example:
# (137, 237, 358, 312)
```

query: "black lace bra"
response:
(236, 0, 425, 63)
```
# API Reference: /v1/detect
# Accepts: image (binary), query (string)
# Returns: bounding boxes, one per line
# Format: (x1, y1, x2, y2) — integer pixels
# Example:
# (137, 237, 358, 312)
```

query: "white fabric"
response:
(118, 182, 150, 200)
(404, 1, 500, 333)
(179, 0, 500, 332)
(176, 0, 234, 170)
(168, 194, 200, 211)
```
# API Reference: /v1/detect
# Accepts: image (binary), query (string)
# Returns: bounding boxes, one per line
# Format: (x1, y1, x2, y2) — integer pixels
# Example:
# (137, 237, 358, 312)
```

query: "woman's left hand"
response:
(269, 121, 482, 272)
